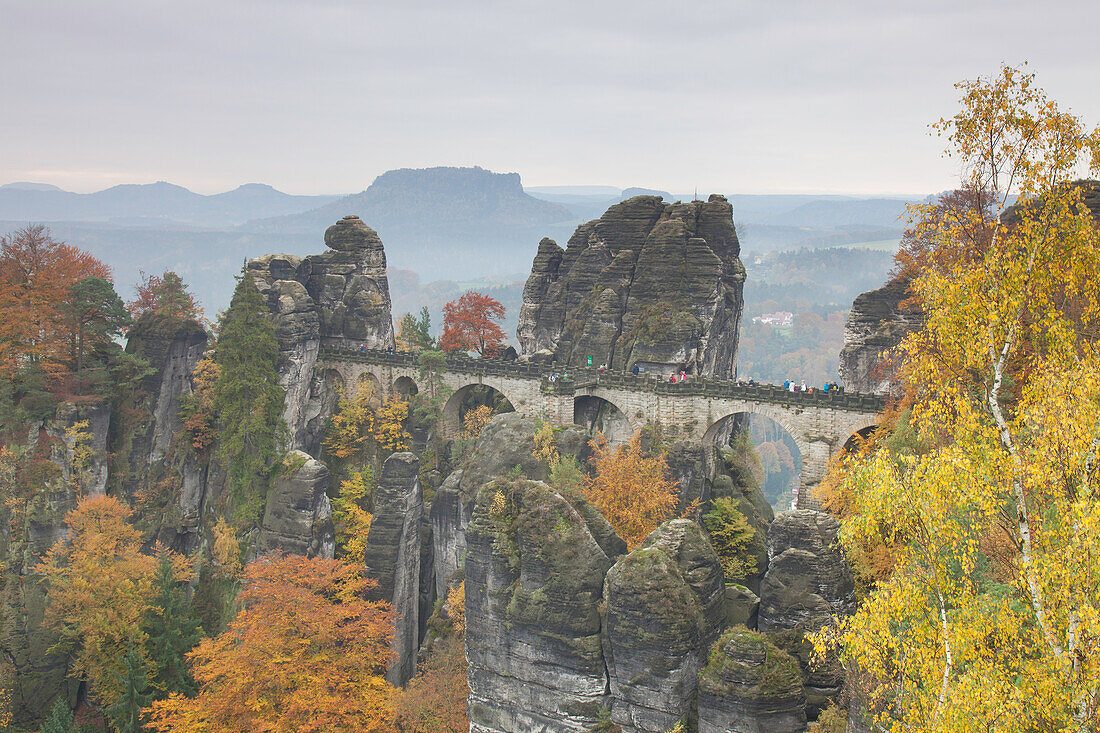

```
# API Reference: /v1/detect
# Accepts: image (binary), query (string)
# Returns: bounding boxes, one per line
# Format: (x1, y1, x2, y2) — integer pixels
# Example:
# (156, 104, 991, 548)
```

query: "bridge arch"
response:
(573, 394, 633, 445)
(704, 410, 805, 513)
(842, 421, 879, 453)
(393, 375, 418, 398)
(442, 382, 517, 438)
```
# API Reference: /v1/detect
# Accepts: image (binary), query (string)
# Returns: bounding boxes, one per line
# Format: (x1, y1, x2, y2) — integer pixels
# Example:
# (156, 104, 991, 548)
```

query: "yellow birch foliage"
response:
(815, 66, 1100, 732)
(375, 397, 411, 453)
(585, 433, 679, 550)
(462, 404, 494, 441)
(211, 519, 241, 574)
(323, 383, 410, 460)
(333, 470, 374, 564)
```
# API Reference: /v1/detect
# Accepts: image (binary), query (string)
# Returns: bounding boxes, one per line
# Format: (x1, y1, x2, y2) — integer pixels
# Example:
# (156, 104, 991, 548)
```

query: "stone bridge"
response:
(318, 347, 885, 507)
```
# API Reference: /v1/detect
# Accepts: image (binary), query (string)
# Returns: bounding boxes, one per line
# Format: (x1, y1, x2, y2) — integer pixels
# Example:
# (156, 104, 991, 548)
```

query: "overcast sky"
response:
(2, 0, 1097, 196)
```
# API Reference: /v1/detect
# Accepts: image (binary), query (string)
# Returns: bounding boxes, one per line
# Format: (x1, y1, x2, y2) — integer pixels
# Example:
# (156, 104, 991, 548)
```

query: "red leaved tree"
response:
(439, 291, 505, 357)
(127, 270, 203, 323)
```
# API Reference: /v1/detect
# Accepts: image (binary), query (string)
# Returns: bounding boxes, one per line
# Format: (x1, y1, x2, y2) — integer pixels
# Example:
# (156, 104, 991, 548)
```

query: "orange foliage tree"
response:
(145, 554, 396, 733)
(37, 495, 191, 706)
(584, 433, 680, 550)
(439, 291, 505, 357)
(0, 225, 111, 378)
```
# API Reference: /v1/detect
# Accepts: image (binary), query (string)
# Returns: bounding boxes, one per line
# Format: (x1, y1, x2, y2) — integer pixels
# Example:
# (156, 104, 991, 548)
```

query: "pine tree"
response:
(143, 549, 203, 697)
(214, 270, 285, 524)
(39, 699, 75, 733)
(105, 642, 155, 733)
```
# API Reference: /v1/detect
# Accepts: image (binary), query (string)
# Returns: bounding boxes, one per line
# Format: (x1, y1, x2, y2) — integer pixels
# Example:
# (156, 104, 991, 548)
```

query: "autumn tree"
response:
(412, 349, 452, 476)
(213, 271, 285, 524)
(37, 496, 191, 715)
(323, 381, 411, 466)
(585, 432, 680, 550)
(0, 225, 111, 379)
(333, 469, 374, 563)
(127, 270, 202, 324)
(815, 66, 1100, 731)
(701, 497, 758, 584)
(439, 291, 505, 357)
(144, 554, 396, 733)
(396, 307, 434, 352)
(178, 352, 219, 458)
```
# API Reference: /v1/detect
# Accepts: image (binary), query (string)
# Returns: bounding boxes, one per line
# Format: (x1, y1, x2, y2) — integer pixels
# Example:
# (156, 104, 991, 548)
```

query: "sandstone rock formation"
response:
(759, 510, 854, 632)
(697, 628, 808, 733)
(602, 519, 725, 733)
(256, 450, 335, 560)
(759, 510, 855, 717)
(517, 195, 745, 378)
(837, 278, 922, 394)
(248, 214, 396, 452)
(121, 314, 211, 551)
(430, 412, 596, 597)
(362, 452, 423, 686)
(465, 478, 624, 733)
(663, 439, 772, 592)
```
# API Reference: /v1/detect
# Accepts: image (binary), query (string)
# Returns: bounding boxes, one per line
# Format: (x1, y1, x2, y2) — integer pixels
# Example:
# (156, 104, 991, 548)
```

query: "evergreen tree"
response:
(63, 276, 131, 394)
(143, 550, 203, 697)
(213, 270, 285, 524)
(104, 642, 154, 733)
(39, 699, 75, 733)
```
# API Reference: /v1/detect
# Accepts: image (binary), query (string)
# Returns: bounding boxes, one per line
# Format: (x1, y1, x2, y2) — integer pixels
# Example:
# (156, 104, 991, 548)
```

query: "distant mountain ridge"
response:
(261, 166, 572, 232)
(0, 181, 341, 227)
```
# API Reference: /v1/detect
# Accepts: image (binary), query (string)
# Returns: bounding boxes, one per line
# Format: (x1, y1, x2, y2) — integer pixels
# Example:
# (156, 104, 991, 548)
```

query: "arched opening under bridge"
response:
(393, 375, 418, 399)
(573, 395, 633, 445)
(442, 384, 516, 437)
(704, 412, 803, 514)
(842, 424, 878, 454)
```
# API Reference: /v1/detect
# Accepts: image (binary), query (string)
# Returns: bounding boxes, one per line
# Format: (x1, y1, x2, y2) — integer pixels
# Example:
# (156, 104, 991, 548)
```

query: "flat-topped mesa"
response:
(517, 194, 746, 379)
(246, 215, 396, 452)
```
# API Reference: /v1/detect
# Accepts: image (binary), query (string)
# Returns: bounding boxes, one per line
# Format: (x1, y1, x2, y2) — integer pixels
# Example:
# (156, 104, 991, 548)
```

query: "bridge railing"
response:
(318, 346, 886, 413)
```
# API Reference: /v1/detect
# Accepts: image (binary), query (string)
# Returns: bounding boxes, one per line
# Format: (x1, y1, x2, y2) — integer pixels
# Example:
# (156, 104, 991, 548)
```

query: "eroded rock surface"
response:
(248, 215, 396, 452)
(257, 450, 335, 560)
(602, 519, 724, 733)
(465, 478, 623, 733)
(429, 412, 595, 596)
(837, 278, 922, 394)
(697, 628, 807, 733)
(517, 195, 745, 378)
(759, 510, 854, 632)
(363, 452, 423, 686)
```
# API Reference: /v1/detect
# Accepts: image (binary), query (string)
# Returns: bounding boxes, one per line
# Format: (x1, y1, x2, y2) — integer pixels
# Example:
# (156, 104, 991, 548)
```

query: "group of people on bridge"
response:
(783, 379, 844, 394)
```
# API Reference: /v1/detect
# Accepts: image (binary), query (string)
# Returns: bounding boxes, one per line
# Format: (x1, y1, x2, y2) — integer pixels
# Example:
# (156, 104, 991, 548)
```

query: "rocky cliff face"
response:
(465, 478, 622, 733)
(248, 214, 396, 453)
(362, 452, 423, 686)
(837, 278, 921, 394)
(697, 629, 807, 733)
(430, 412, 594, 597)
(517, 195, 745, 378)
(256, 450, 335, 560)
(602, 520, 725, 733)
